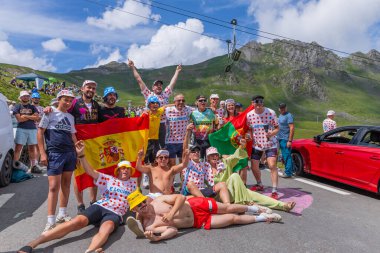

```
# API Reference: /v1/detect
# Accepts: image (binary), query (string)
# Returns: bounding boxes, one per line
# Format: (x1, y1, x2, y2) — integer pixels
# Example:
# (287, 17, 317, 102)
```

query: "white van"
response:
(0, 93, 15, 187)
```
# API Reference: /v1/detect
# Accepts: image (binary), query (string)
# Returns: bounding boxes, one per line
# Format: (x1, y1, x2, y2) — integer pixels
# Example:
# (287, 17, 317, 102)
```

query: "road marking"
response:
(0, 193, 14, 208)
(14, 212, 26, 218)
(263, 169, 351, 195)
(294, 178, 351, 195)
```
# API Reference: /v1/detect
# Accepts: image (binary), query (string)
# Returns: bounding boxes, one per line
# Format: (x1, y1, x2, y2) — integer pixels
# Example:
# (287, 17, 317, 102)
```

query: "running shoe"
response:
(257, 205, 273, 214)
(77, 204, 85, 215)
(56, 214, 72, 224)
(30, 164, 43, 174)
(43, 222, 56, 233)
(270, 192, 279, 200)
(250, 184, 264, 191)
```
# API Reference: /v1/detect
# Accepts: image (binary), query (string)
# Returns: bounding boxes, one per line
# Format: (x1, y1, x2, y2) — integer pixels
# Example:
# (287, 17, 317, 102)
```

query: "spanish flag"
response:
(74, 115, 149, 191)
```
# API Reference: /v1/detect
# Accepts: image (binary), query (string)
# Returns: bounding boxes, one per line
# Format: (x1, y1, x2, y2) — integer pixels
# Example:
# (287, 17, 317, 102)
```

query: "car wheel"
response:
(0, 152, 13, 187)
(291, 152, 304, 176)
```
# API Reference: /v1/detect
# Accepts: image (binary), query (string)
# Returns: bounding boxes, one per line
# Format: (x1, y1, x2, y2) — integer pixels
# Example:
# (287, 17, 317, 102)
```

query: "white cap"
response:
(327, 110, 335, 116)
(82, 80, 97, 87)
(57, 90, 75, 99)
(210, 94, 219, 99)
(18, 90, 30, 99)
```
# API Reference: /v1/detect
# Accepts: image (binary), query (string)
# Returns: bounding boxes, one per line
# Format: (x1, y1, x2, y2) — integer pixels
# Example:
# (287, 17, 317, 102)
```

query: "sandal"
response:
(284, 201, 296, 212)
(18, 246, 33, 253)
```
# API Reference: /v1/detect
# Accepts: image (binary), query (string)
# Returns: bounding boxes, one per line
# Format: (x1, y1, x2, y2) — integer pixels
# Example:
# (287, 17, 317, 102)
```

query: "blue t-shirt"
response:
(12, 103, 38, 129)
(39, 108, 76, 153)
(277, 112, 294, 140)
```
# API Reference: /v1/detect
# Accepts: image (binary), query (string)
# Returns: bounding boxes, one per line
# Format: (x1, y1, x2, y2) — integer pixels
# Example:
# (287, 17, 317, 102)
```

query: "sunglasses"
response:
(175, 99, 185, 102)
(150, 102, 159, 104)
(190, 150, 200, 153)
(198, 99, 207, 103)
(157, 156, 169, 160)
(253, 99, 264, 104)
(137, 200, 147, 208)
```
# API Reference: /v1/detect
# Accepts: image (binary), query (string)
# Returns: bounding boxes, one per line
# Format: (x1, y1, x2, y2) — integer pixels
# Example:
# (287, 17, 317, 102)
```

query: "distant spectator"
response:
(323, 110, 337, 133)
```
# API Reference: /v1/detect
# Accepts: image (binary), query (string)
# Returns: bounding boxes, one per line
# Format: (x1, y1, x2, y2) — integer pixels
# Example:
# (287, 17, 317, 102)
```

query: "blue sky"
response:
(1, 0, 380, 73)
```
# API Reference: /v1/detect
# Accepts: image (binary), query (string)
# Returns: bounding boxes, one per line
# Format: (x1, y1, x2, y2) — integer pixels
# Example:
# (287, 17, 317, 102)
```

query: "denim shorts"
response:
(15, 128, 37, 145)
(251, 148, 278, 160)
(47, 151, 76, 176)
(166, 143, 183, 159)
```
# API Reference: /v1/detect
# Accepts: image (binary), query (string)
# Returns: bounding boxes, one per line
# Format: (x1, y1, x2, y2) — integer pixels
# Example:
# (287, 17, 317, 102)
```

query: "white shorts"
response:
(147, 192, 163, 199)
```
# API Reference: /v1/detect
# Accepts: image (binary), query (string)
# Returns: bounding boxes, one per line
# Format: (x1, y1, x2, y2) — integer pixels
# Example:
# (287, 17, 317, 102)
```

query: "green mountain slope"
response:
(1, 40, 379, 138)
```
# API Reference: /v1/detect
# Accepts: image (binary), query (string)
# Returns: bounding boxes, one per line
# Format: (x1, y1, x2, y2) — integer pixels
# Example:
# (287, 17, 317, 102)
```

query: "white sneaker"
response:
(56, 214, 72, 224)
(256, 205, 273, 214)
(126, 217, 144, 237)
(13, 161, 29, 172)
(43, 222, 56, 233)
(260, 213, 282, 223)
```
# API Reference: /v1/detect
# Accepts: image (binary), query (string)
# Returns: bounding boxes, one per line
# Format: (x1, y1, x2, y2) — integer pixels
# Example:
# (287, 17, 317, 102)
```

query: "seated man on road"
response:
(126, 191, 282, 242)
(18, 140, 137, 253)
(181, 123, 231, 204)
(135, 148, 190, 199)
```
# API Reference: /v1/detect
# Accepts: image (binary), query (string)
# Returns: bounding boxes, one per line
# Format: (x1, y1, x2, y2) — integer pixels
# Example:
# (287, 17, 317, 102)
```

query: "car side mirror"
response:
(314, 135, 322, 143)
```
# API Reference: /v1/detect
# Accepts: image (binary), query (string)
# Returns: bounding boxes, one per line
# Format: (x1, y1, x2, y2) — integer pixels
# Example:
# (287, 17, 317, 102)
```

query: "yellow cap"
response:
(127, 190, 148, 210)
(114, 160, 135, 176)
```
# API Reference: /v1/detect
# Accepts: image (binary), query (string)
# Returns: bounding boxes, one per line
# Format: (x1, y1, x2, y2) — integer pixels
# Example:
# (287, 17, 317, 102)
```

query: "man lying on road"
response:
(126, 191, 282, 242)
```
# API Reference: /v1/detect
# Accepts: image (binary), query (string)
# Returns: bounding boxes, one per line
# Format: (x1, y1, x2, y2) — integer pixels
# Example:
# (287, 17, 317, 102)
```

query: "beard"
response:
(84, 92, 94, 99)
(106, 98, 116, 106)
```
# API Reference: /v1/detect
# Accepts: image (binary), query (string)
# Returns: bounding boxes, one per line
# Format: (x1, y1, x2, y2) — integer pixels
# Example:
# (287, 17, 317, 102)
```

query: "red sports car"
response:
(291, 126, 380, 193)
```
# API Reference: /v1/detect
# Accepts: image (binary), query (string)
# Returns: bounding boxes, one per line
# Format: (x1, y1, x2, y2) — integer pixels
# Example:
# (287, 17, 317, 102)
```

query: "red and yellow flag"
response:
(74, 115, 149, 191)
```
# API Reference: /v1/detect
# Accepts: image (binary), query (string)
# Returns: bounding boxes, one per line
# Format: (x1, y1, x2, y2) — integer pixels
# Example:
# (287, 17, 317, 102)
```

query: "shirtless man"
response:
(135, 149, 190, 198)
(126, 191, 282, 242)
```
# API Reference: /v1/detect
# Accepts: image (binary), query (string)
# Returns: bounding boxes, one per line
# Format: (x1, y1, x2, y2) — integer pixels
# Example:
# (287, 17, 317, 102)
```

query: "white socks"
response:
(47, 215, 55, 225)
(246, 205, 259, 213)
(255, 214, 267, 222)
(58, 207, 67, 217)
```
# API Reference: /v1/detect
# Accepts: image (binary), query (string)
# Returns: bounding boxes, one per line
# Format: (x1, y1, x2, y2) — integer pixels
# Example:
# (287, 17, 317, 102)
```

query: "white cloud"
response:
(247, 0, 380, 53)
(87, 0, 161, 30)
(0, 30, 7, 40)
(85, 48, 123, 68)
(90, 44, 113, 55)
(0, 40, 56, 71)
(127, 19, 224, 68)
(42, 38, 67, 52)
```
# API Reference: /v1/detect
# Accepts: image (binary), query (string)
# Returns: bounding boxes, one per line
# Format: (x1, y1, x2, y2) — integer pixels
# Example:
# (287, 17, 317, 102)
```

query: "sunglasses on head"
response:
(198, 99, 207, 103)
(157, 156, 169, 160)
(253, 99, 264, 104)
(137, 200, 146, 208)
(190, 150, 200, 153)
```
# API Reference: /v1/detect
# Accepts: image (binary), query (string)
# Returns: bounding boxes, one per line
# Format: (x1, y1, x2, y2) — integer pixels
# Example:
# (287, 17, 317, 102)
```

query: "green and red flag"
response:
(209, 105, 254, 172)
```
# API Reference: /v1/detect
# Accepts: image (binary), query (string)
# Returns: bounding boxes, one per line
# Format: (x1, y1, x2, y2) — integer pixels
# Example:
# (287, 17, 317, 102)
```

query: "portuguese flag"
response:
(75, 115, 149, 191)
(209, 105, 254, 172)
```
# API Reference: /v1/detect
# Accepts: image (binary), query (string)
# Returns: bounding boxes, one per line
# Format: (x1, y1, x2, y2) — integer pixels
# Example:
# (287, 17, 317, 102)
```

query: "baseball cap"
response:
(18, 90, 30, 99)
(82, 80, 97, 87)
(114, 160, 135, 176)
(210, 94, 219, 99)
(153, 80, 163, 86)
(278, 103, 287, 108)
(252, 95, 264, 101)
(235, 102, 243, 107)
(57, 90, 75, 99)
(196, 95, 207, 101)
(327, 110, 335, 116)
(206, 147, 219, 157)
(127, 190, 148, 209)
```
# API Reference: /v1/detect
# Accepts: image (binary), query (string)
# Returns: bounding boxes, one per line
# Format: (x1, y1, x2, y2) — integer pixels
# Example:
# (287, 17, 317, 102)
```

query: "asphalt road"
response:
(1, 169, 379, 253)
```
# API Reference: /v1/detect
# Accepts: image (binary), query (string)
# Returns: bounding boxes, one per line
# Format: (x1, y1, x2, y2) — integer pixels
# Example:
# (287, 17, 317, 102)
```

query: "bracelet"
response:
(78, 154, 85, 158)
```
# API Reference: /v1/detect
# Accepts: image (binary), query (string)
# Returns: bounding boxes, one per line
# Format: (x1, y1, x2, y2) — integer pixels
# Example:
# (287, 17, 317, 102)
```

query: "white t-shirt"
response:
(94, 173, 137, 217)
(165, 105, 193, 144)
(246, 107, 279, 150)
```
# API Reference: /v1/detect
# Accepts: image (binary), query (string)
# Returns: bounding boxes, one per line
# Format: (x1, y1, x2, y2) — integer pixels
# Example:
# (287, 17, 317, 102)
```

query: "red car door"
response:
(316, 142, 345, 178)
(342, 131, 380, 192)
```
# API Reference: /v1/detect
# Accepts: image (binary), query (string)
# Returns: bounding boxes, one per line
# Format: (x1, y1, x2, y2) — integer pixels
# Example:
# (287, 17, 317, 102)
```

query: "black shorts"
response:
(200, 186, 216, 198)
(80, 204, 121, 231)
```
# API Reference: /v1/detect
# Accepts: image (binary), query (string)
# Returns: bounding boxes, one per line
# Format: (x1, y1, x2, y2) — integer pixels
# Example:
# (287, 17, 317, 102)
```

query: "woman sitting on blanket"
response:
(183, 123, 295, 212)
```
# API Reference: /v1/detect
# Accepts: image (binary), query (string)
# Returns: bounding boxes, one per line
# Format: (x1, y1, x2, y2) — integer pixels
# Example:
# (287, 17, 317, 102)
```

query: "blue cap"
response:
(147, 96, 160, 107)
(31, 93, 41, 99)
(103, 86, 118, 99)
